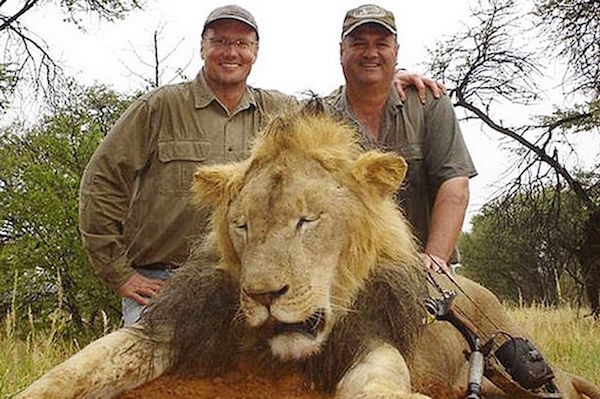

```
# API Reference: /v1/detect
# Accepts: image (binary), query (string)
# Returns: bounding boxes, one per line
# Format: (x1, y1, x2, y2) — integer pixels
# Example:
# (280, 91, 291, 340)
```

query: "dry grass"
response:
(1, 305, 598, 398)
(0, 273, 87, 399)
(507, 304, 600, 386)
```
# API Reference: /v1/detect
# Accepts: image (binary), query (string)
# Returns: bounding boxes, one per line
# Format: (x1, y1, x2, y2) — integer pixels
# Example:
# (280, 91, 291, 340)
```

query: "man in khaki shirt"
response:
(79, 6, 296, 325)
(80, 5, 444, 325)
(327, 4, 477, 274)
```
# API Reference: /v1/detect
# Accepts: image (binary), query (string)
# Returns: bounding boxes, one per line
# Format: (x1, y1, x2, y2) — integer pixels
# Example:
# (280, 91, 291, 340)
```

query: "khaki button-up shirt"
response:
(326, 86, 477, 253)
(79, 70, 293, 291)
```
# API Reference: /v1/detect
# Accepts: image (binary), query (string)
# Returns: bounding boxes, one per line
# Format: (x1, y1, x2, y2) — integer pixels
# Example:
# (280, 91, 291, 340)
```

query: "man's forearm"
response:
(425, 177, 469, 262)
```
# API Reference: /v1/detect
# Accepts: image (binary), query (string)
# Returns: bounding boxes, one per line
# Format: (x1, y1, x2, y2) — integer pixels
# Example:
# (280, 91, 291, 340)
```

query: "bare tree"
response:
(427, 0, 600, 317)
(0, 0, 143, 110)
(536, 0, 600, 95)
(120, 23, 192, 90)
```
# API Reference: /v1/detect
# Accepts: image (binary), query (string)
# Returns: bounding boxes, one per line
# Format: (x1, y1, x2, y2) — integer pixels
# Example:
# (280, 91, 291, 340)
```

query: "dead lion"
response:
(17, 110, 600, 399)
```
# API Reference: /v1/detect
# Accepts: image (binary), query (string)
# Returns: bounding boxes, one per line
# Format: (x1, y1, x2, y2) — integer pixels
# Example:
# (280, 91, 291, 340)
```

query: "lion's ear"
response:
(191, 163, 245, 208)
(351, 151, 408, 197)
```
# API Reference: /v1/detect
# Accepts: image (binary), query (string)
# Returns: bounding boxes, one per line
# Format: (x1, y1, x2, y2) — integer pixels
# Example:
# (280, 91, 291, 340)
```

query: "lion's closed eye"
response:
(296, 215, 320, 233)
(232, 219, 248, 234)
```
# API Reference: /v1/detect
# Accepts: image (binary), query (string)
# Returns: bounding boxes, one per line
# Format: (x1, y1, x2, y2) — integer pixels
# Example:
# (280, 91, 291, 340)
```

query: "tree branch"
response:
(0, 0, 41, 32)
(455, 89, 594, 207)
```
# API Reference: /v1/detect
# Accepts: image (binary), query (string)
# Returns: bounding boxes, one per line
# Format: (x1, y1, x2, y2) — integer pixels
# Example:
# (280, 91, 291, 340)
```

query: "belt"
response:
(135, 262, 177, 271)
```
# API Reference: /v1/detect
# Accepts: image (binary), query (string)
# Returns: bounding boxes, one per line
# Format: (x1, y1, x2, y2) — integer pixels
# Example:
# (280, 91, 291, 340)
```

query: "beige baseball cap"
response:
(202, 5, 259, 38)
(342, 4, 396, 38)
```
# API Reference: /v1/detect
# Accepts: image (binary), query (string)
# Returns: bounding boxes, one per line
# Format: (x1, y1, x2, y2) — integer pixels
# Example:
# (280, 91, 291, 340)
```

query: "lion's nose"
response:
(245, 284, 289, 307)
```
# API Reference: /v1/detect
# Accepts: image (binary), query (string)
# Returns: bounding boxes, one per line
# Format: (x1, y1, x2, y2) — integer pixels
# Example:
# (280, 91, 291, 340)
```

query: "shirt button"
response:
(228, 147, 233, 152)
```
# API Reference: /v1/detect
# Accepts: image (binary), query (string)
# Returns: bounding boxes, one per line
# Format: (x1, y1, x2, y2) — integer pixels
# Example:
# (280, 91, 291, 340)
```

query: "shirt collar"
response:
(334, 84, 403, 113)
(193, 68, 257, 113)
(333, 84, 403, 149)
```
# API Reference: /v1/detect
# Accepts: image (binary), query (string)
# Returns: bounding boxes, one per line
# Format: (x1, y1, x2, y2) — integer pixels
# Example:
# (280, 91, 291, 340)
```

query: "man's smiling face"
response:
(340, 23, 398, 87)
(201, 19, 258, 89)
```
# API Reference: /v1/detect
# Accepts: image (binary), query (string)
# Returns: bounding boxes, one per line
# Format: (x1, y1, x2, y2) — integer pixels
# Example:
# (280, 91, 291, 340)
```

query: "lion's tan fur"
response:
(16, 110, 600, 399)
(192, 111, 421, 304)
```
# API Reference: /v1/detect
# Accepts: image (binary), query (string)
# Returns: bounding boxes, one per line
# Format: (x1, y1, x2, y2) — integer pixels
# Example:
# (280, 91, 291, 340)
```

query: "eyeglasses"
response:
(206, 37, 257, 51)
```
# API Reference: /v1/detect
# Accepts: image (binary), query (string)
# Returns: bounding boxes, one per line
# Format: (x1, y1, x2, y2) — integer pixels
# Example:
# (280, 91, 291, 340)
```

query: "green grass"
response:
(0, 275, 105, 399)
(0, 331, 79, 398)
(1, 306, 598, 398)
(0, 312, 81, 399)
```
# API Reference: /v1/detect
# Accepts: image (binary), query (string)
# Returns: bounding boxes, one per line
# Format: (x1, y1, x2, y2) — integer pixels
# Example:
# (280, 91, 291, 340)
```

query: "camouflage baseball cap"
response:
(203, 5, 259, 38)
(342, 4, 396, 38)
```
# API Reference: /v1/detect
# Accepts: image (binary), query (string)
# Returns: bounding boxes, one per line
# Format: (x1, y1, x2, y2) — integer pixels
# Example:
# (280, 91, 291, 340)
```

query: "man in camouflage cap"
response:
(327, 4, 477, 273)
(341, 3, 397, 38)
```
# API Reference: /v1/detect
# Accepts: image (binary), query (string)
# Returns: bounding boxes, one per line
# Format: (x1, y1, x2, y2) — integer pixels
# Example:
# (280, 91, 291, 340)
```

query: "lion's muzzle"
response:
(273, 308, 326, 338)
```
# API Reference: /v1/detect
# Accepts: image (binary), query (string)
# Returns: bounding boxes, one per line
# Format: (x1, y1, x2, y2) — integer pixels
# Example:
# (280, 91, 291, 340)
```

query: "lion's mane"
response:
(142, 106, 428, 393)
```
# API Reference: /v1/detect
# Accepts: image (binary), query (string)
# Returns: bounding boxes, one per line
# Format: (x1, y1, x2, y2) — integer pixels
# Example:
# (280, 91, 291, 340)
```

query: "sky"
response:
(16, 0, 600, 229)
(26, 0, 474, 93)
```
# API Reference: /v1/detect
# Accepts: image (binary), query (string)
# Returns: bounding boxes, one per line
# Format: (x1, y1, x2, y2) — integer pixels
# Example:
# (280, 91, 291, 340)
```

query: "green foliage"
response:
(460, 181, 598, 305)
(1, 299, 84, 398)
(542, 99, 600, 136)
(0, 63, 17, 111)
(0, 83, 134, 334)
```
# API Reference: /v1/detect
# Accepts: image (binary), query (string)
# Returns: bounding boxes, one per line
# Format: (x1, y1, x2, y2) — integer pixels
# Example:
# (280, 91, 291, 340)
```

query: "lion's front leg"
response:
(336, 341, 432, 399)
(15, 325, 173, 399)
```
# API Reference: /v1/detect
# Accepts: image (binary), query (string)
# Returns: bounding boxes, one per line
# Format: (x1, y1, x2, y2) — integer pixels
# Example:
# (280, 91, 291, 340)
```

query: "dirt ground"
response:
(117, 362, 330, 399)
(117, 372, 462, 399)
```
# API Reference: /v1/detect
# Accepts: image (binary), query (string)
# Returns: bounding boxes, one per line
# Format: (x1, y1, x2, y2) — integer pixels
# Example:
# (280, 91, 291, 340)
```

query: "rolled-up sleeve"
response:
(424, 94, 477, 193)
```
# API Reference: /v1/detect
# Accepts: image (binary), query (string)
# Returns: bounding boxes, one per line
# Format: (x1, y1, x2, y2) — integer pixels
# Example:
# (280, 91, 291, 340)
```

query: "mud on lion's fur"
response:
(16, 107, 600, 399)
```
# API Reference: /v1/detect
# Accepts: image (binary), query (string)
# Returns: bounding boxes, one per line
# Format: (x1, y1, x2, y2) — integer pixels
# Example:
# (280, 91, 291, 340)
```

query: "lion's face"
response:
(192, 113, 417, 361)
(228, 157, 356, 359)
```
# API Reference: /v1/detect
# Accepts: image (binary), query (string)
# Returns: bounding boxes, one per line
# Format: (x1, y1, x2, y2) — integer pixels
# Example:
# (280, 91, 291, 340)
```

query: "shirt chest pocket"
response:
(157, 141, 210, 195)
(401, 143, 427, 191)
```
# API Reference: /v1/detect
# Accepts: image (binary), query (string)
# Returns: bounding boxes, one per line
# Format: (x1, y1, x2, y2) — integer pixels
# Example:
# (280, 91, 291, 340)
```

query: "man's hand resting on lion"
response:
(420, 253, 451, 274)
(118, 272, 164, 306)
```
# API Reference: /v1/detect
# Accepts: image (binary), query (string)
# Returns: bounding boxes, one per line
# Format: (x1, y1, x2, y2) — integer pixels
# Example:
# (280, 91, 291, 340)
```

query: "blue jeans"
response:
(121, 268, 172, 326)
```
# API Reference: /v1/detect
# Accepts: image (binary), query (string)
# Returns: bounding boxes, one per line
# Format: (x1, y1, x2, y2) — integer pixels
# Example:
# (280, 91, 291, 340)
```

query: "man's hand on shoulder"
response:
(394, 71, 447, 104)
(118, 272, 164, 305)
